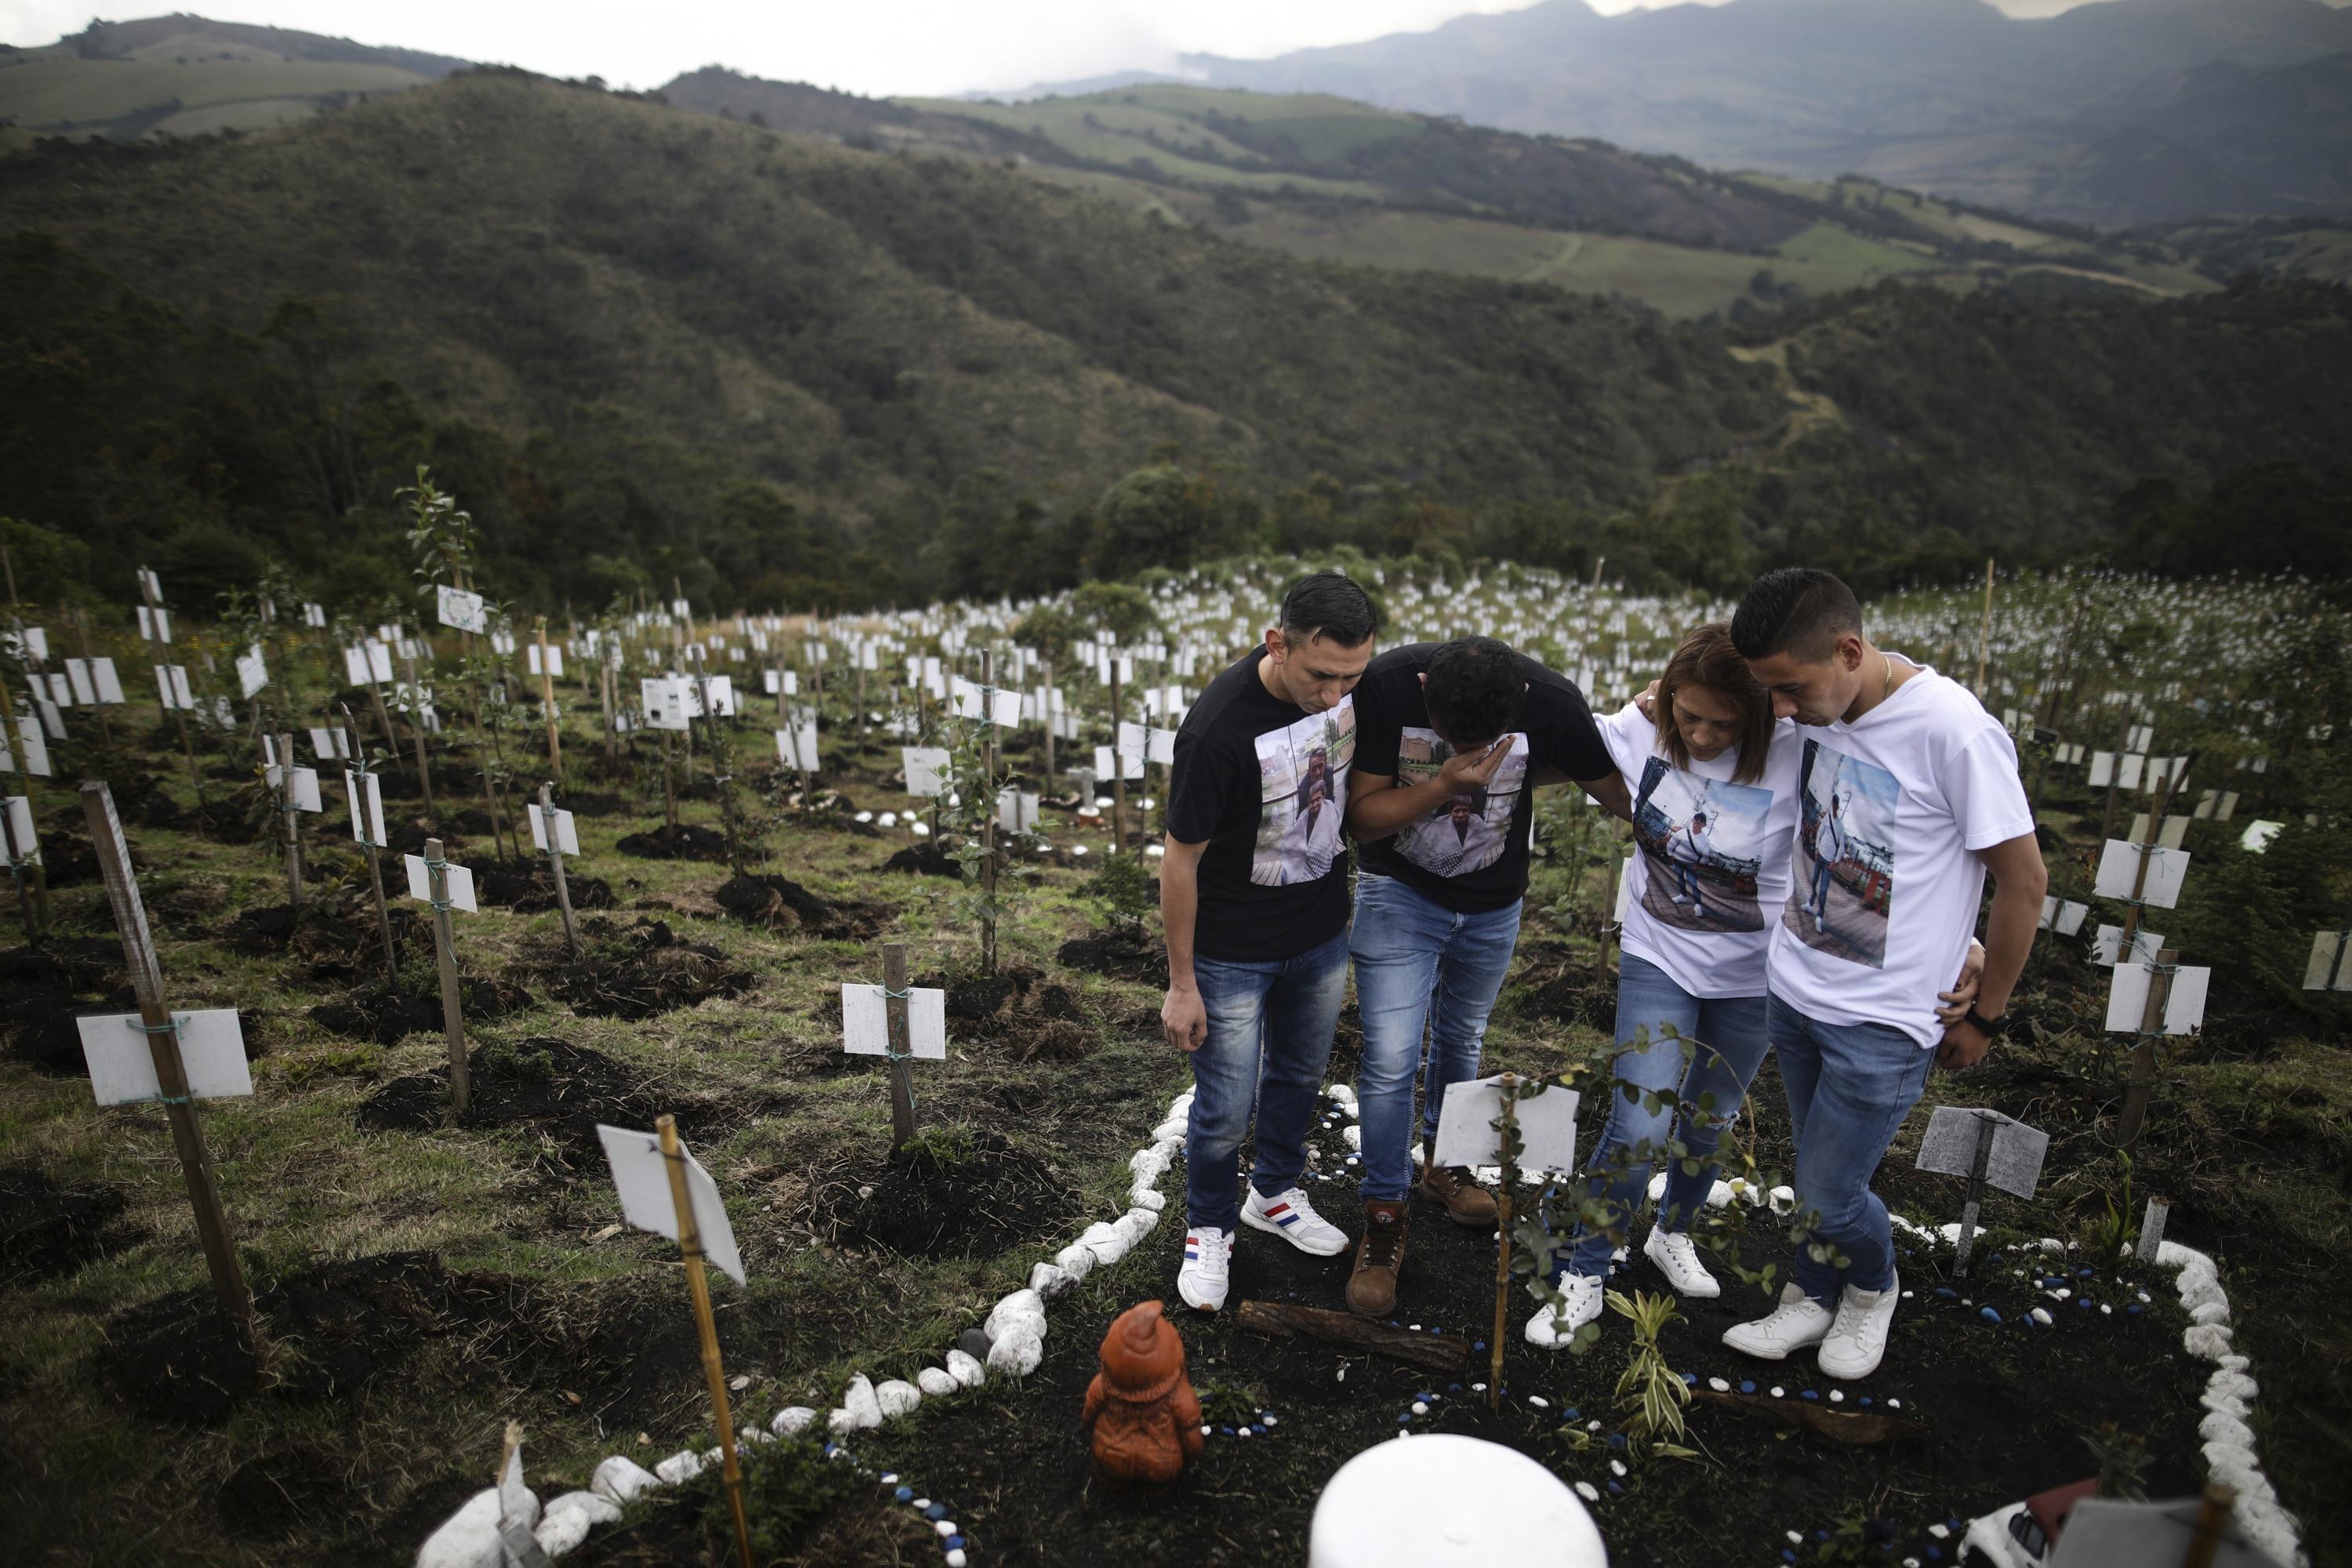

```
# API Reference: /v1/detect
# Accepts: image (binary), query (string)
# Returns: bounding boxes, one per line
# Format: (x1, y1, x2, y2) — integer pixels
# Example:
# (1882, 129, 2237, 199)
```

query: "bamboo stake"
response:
(402, 643, 434, 812)
(980, 649, 999, 978)
(535, 617, 562, 771)
(82, 780, 256, 1342)
(2116, 947, 2177, 1148)
(278, 731, 302, 911)
(1041, 658, 1056, 790)
(884, 942, 916, 1151)
(425, 836, 469, 1114)
(539, 782, 579, 960)
(1489, 1073, 1518, 1412)
(1109, 655, 1127, 855)
(343, 704, 397, 982)
(655, 1115, 754, 1568)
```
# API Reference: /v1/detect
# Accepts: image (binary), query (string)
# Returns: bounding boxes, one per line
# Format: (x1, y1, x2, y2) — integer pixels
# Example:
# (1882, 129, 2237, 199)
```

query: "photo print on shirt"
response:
(1785, 738, 1899, 968)
(1632, 755, 1773, 934)
(1251, 699, 1358, 887)
(1392, 727, 1527, 880)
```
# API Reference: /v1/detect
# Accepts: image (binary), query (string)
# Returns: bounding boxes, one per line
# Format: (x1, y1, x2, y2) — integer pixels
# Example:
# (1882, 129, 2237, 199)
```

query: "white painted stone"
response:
(654, 1450, 705, 1485)
(1131, 1146, 1173, 1182)
(946, 1348, 987, 1388)
(875, 1379, 923, 1419)
(1087, 1229, 1133, 1269)
(1120, 1206, 1160, 1239)
(916, 1367, 959, 1398)
(2189, 1301, 2230, 1327)
(987, 1325, 1044, 1377)
(826, 1407, 859, 1436)
(986, 1289, 1048, 1342)
(1076, 1221, 1121, 1253)
(1153, 1117, 1188, 1142)
(769, 1407, 817, 1438)
(1326, 1083, 1356, 1108)
(840, 1374, 884, 1428)
(2200, 1411, 2256, 1450)
(1055, 1243, 1098, 1280)
(1129, 1184, 1167, 1210)
(1575, 1480, 1601, 1503)
(535, 1491, 620, 1558)
(1343, 1124, 1363, 1150)
(2183, 1323, 2234, 1359)
(414, 1488, 503, 1568)
(1768, 1185, 1795, 1215)
(591, 1456, 662, 1505)
(1031, 1260, 1076, 1299)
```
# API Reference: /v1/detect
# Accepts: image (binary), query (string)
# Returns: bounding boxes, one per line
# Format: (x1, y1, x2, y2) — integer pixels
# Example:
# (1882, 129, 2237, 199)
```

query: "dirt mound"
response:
(96, 1250, 516, 1425)
(881, 841, 960, 879)
(546, 920, 755, 1021)
(477, 860, 617, 914)
(216, 1448, 351, 1539)
(713, 874, 885, 939)
(814, 1128, 1075, 1257)
(564, 791, 626, 816)
(0, 1167, 141, 1285)
(34, 829, 100, 887)
(354, 1037, 719, 1174)
(615, 823, 731, 862)
(309, 975, 532, 1044)
(935, 964, 1096, 1062)
(0, 939, 132, 1074)
(226, 903, 303, 952)
(1056, 924, 1167, 986)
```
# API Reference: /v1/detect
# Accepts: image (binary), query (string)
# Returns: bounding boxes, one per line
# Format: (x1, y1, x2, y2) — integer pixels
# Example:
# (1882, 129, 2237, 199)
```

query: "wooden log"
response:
(1233, 1300, 1468, 1377)
(1687, 1388, 1929, 1446)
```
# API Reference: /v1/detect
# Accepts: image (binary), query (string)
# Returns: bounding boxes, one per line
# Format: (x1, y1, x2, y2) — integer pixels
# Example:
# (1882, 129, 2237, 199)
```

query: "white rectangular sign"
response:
(346, 771, 387, 848)
(2093, 840, 2189, 909)
(1432, 1076, 1581, 1176)
(2306, 931, 2352, 993)
(235, 645, 268, 699)
(404, 853, 478, 913)
(902, 746, 951, 797)
(595, 1124, 745, 1287)
(308, 726, 352, 760)
(529, 804, 581, 857)
(1092, 744, 1143, 782)
(436, 584, 488, 634)
(528, 642, 564, 678)
(2104, 961, 2211, 1035)
(78, 1009, 252, 1105)
(2038, 896, 2089, 936)
(641, 677, 691, 731)
(841, 983, 949, 1061)
(1, 796, 38, 866)
(775, 723, 820, 773)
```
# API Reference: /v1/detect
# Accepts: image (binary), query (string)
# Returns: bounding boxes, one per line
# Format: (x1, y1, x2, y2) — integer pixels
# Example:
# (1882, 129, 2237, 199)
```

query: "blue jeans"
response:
(1769, 994, 1936, 1306)
(1185, 928, 1351, 1232)
(1351, 873, 1523, 1203)
(1560, 954, 1770, 1279)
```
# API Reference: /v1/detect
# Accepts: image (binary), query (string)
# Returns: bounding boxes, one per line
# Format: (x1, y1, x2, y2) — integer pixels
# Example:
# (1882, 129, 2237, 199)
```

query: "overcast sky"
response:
(0, 0, 2220, 97)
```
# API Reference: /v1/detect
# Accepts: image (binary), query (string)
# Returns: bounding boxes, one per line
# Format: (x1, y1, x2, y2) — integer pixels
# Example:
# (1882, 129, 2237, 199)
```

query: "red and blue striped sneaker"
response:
(1241, 1186, 1351, 1257)
(1178, 1226, 1232, 1312)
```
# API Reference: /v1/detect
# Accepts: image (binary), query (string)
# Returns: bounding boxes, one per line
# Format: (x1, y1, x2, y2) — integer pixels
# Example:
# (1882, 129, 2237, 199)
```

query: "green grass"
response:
(900, 96, 1383, 198)
(0, 56, 427, 131)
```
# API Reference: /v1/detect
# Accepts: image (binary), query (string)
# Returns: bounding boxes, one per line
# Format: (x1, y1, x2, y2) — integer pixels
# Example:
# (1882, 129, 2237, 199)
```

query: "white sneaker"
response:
(1669, 894, 1690, 906)
(1178, 1227, 1232, 1312)
(1817, 1272, 1900, 1381)
(1525, 1272, 1606, 1349)
(1643, 1227, 1721, 1299)
(1242, 1185, 1351, 1257)
(1722, 1282, 1835, 1360)
(1813, 912, 1828, 934)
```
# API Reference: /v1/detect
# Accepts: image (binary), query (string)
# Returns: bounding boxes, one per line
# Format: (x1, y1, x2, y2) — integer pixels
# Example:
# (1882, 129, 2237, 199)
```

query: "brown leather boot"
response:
(1420, 1140, 1499, 1227)
(1345, 1200, 1410, 1317)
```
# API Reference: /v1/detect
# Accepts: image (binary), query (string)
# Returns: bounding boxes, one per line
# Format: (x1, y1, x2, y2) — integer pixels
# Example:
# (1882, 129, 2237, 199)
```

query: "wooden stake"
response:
(535, 617, 563, 771)
(980, 649, 999, 978)
(884, 942, 916, 1151)
(1975, 557, 1994, 696)
(659, 728, 678, 837)
(403, 644, 434, 812)
(1041, 658, 1056, 790)
(1952, 1111, 1995, 1279)
(691, 647, 744, 878)
(2114, 763, 2184, 964)
(343, 705, 397, 982)
(278, 731, 303, 911)
(1490, 1073, 1517, 1411)
(539, 782, 579, 960)
(425, 836, 469, 1114)
(2116, 947, 2176, 1148)
(1109, 656, 1127, 855)
(655, 1115, 755, 1568)
(2183, 1483, 2238, 1568)
(82, 781, 256, 1341)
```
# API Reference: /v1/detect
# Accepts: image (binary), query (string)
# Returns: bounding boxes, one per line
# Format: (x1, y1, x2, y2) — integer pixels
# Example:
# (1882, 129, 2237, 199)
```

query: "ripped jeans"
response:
(1557, 954, 1770, 1280)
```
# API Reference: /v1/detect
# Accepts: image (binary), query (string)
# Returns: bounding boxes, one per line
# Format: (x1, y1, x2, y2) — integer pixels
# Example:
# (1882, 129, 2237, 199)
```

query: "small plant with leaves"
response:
(2082, 1149, 2139, 1269)
(1608, 1288, 1695, 1453)
(2085, 1421, 2151, 1501)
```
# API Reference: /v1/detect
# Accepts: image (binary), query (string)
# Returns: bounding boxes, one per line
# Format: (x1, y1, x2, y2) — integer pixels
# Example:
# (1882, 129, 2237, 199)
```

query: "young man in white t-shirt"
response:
(1722, 568, 2047, 1381)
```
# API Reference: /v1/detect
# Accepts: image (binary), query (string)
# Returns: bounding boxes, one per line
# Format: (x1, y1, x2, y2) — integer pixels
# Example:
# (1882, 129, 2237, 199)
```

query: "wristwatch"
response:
(1963, 1005, 2009, 1039)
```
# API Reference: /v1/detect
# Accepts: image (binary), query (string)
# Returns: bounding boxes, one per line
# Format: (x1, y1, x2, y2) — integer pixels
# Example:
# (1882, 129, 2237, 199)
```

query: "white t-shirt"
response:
(1766, 655, 2034, 1047)
(1597, 702, 1802, 999)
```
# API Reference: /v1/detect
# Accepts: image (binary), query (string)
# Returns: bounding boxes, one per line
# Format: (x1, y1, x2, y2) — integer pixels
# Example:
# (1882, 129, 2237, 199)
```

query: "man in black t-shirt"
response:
(1161, 572, 1378, 1314)
(1341, 636, 1631, 1316)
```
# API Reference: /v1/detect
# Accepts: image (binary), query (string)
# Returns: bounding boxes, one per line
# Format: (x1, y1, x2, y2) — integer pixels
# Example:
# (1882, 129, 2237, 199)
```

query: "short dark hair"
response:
(1424, 636, 1525, 747)
(1732, 568, 1863, 663)
(1279, 570, 1378, 648)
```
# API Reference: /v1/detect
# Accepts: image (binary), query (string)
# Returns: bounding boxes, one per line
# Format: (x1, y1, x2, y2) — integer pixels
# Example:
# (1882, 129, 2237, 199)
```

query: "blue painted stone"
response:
(1738, 1381, 1756, 1395)
(1606, 1432, 1628, 1450)
(2127, 1304, 2143, 1315)
(1858, 1396, 1872, 1406)
(1800, 1389, 1819, 1401)
(2079, 1298, 2094, 1309)
(1927, 1549, 1944, 1563)
(1474, 1341, 1488, 1352)
(1781, 1553, 1796, 1565)
(1562, 1406, 1580, 1421)
(947, 1537, 966, 1552)
(1219, 1425, 1236, 1436)
(895, 1487, 914, 1502)
(925, 1504, 947, 1522)
(1606, 1479, 1624, 1496)
(1979, 1307, 2003, 1324)
(1449, 1384, 1464, 1394)
(1398, 1413, 1413, 1424)
(1681, 1372, 1697, 1386)
(1934, 1287, 1958, 1300)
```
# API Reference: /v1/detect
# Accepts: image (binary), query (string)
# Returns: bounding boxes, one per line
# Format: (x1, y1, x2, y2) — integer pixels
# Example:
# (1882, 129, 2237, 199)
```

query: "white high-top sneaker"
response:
(1524, 1273, 1606, 1349)
(1817, 1271, 1900, 1380)
(1722, 1282, 1835, 1360)
(1178, 1226, 1233, 1312)
(1643, 1227, 1722, 1298)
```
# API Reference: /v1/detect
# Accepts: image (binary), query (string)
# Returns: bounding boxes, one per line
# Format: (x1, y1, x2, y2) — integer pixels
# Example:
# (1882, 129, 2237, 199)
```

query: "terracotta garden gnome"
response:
(1083, 1300, 1204, 1485)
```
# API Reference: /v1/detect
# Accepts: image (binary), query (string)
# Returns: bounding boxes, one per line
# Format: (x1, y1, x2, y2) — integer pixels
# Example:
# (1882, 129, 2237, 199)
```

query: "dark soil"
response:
(615, 823, 731, 862)
(476, 859, 617, 914)
(936, 964, 1098, 1062)
(880, 840, 960, 879)
(545, 919, 756, 1020)
(216, 1447, 354, 1540)
(0, 938, 132, 1074)
(562, 792, 627, 816)
(1056, 923, 1167, 987)
(98, 1250, 521, 1426)
(310, 974, 532, 1044)
(813, 1128, 1076, 1258)
(226, 902, 303, 951)
(33, 829, 100, 887)
(0, 1166, 142, 1285)
(1513, 939, 1619, 1029)
(567, 1466, 946, 1567)
(713, 873, 886, 939)
(856, 1124, 2206, 1568)
(354, 1036, 739, 1175)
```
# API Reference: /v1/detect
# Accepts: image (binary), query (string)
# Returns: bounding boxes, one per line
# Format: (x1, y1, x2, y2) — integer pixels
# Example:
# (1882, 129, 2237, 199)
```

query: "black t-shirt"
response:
(1166, 648, 1358, 961)
(1352, 643, 1612, 913)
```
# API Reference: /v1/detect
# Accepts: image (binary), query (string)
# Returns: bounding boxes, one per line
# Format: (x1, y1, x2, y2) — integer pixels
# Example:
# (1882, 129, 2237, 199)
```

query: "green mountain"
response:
(2, 70, 2346, 618)
(0, 13, 469, 149)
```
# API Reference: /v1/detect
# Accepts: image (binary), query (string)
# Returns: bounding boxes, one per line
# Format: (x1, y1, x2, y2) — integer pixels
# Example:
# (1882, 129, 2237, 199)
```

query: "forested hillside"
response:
(2, 71, 2347, 615)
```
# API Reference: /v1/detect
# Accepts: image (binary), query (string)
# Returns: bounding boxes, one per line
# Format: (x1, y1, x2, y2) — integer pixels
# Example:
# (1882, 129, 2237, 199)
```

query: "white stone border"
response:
(414, 1086, 1195, 1565)
(1886, 1216, 2303, 1566)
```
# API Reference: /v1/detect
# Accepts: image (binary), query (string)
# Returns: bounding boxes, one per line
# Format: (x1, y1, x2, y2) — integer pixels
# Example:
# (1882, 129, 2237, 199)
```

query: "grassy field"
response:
(0, 56, 427, 132)
(896, 95, 1381, 199)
